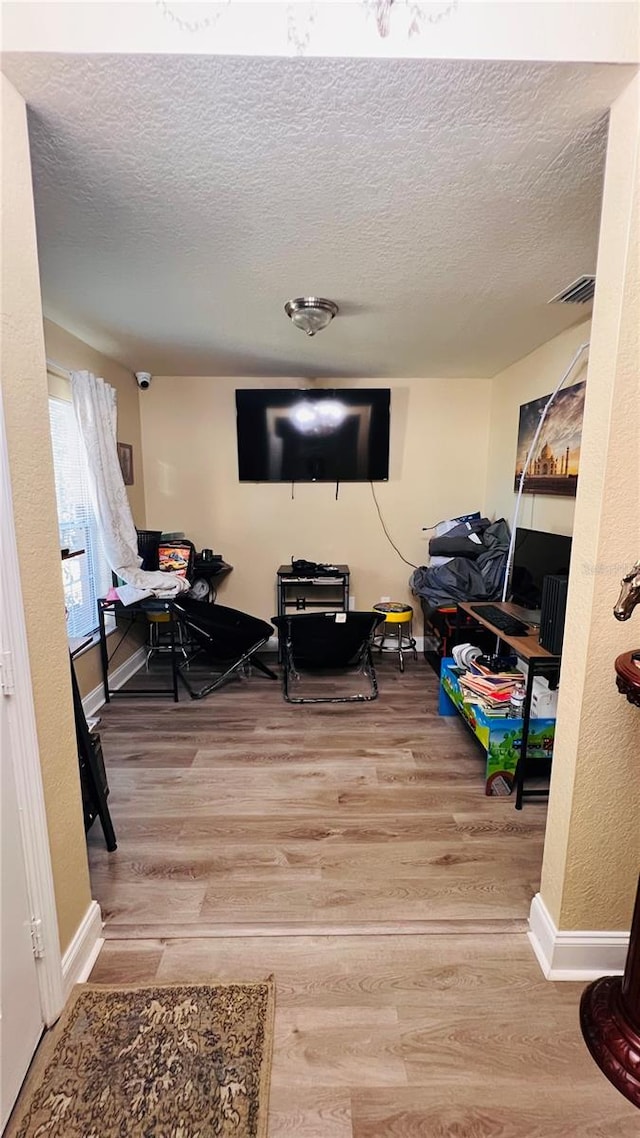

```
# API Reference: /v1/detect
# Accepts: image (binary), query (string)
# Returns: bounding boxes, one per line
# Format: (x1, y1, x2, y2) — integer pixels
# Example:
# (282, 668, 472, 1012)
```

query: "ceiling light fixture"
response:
(284, 297, 339, 337)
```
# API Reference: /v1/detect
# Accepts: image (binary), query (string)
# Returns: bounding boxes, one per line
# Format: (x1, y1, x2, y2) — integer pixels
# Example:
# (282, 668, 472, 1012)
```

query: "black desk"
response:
(97, 596, 182, 703)
(191, 559, 233, 602)
(69, 634, 94, 659)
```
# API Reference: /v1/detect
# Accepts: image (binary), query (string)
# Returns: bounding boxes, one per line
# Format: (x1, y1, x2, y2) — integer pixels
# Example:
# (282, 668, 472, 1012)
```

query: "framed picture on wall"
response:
(514, 381, 586, 497)
(117, 442, 134, 486)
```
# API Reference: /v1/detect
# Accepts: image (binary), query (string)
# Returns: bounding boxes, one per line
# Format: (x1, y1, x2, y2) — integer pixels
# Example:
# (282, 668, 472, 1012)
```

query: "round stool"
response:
(372, 603, 418, 673)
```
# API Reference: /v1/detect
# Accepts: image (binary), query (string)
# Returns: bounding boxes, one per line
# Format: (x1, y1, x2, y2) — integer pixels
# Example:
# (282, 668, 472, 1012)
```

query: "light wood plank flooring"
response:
(88, 656, 633, 1134)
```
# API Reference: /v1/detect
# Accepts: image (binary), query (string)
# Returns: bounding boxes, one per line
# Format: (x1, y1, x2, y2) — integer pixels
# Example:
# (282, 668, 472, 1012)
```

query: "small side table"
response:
(276, 564, 350, 616)
(579, 649, 640, 1109)
(276, 564, 350, 659)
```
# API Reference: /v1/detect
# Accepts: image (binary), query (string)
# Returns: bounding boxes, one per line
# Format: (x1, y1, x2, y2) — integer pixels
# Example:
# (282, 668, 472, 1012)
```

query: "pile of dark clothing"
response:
(410, 517, 511, 616)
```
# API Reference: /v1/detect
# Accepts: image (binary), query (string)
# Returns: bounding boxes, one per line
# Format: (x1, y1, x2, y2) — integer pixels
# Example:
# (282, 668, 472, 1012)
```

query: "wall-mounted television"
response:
(510, 527, 572, 610)
(235, 388, 390, 482)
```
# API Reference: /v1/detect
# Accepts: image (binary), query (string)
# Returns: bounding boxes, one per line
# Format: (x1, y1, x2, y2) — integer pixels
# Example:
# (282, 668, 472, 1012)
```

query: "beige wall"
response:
(1, 75, 91, 953)
(484, 320, 591, 536)
(43, 320, 147, 698)
(140, 376, 492, 623)
(539, 73, 640, 932)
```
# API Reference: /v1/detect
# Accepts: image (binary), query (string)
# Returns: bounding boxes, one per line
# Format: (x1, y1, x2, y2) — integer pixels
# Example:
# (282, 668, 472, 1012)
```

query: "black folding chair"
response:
(272, 611, 385, 703)
(173, 598, 277, 699)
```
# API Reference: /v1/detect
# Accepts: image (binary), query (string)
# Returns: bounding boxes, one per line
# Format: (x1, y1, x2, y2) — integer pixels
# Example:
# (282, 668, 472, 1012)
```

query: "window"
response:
(48, 396, 112, 639)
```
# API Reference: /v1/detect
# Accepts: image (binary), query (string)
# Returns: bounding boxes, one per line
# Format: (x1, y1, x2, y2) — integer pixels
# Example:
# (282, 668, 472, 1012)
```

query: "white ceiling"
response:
(2, 54, 634, 377)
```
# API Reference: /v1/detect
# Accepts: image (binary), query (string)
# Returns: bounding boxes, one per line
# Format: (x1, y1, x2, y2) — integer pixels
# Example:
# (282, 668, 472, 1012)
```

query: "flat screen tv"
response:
(510, 527, 572, 610)
(235, 388, 390, 482)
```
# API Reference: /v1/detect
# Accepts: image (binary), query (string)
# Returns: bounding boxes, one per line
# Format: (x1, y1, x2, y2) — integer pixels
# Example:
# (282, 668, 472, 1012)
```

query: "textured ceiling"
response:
(2, 54, 633, 377)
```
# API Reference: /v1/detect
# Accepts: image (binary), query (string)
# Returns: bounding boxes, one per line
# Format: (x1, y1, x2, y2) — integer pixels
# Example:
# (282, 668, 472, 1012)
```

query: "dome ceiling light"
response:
(284, 297, 339, 337)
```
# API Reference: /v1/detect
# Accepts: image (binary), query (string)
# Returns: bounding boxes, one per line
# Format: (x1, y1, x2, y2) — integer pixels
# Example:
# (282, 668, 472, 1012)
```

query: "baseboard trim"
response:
(61, 900, 104, 996)
(528, 893, 629, 981)
(82, 646, 146, 718)
(81, 629, 427, 702)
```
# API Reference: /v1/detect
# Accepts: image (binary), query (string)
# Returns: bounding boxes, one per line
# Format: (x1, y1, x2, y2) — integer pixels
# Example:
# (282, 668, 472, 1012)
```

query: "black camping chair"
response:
(173, 598, 277, 699)
(272, 611, 386, 704)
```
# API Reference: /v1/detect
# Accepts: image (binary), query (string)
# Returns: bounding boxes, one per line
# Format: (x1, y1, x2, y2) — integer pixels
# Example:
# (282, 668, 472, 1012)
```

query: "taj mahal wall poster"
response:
(514, 380, 586, 497)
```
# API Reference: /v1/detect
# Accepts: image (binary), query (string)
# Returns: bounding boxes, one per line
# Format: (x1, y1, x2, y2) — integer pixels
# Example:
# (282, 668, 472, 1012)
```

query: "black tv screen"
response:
(511, 527, 572, 609)
(235, 388, 390, 482)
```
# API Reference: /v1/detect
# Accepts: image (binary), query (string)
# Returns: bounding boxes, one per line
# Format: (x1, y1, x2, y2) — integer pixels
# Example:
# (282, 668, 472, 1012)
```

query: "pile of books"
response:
(457, 659, 525, 718)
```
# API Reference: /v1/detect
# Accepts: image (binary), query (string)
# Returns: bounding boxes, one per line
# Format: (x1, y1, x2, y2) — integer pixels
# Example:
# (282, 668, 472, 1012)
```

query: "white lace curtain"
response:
(71, 370, 188, 597)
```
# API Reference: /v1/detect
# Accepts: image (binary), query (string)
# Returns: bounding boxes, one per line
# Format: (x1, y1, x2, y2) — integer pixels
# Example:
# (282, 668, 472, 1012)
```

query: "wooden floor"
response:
(88, 655, 634, 1134)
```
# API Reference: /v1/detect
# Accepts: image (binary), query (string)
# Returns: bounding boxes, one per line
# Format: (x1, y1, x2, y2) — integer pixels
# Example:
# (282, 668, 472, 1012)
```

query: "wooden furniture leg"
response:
(579, 648, 640, 1109)
(580, 875, 640, 1109)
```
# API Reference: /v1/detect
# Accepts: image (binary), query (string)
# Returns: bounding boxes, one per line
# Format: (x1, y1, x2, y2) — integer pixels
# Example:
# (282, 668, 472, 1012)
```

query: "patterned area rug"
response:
(7, 979, 274, 1138)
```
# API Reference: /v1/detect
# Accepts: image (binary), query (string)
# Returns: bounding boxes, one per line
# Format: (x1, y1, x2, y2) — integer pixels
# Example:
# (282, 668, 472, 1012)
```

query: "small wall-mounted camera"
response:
(135, 371, 152, 390)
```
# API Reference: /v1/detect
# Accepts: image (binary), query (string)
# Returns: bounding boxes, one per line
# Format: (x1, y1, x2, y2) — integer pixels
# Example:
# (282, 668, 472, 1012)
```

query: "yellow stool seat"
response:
(372, 603, 417, 672)
(373, 607, 412, 624)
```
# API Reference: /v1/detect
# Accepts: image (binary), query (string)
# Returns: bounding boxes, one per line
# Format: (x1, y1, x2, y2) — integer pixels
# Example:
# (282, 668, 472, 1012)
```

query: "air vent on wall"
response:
(548, 275, 596, 305)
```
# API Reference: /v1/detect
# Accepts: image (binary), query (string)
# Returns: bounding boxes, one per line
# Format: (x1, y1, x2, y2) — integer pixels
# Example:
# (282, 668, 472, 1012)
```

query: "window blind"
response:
(48, 396, 113, 638)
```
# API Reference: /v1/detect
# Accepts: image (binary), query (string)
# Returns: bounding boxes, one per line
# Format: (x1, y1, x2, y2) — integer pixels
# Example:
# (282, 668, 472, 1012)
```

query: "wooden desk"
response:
(457, 601, 556, 661)
(456, 601, 561, 808)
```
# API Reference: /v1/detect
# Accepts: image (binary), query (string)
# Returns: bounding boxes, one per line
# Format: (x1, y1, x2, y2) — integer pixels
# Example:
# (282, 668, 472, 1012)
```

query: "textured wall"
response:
(540, 73, 640, 932)
(484, 320, 591, 535)
(1, 76, 91, 953)
(140, 376, 492, 623)
(43, 319, 147, 699)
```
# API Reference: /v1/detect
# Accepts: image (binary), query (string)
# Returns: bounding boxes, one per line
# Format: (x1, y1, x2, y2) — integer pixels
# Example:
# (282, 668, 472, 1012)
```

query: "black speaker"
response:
(136, 528, 162, 571)
(80, 732, 109, 832)
(539, 574, 569, 655)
